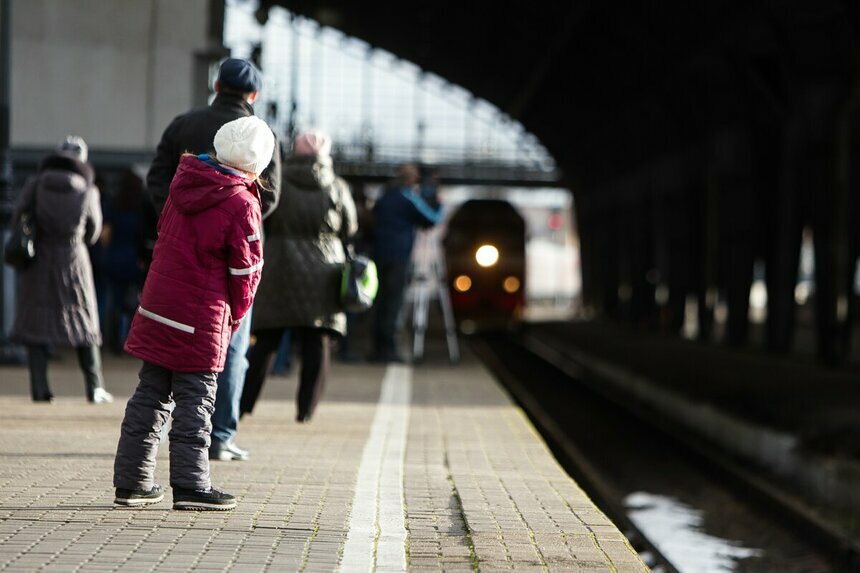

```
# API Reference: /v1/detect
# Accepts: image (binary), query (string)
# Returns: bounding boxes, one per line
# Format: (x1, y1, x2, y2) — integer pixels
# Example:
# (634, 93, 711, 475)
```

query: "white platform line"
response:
(340, 364, 412, 572)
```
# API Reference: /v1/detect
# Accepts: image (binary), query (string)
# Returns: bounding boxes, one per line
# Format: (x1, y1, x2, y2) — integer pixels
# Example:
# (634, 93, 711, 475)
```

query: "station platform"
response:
(0, 348, 648, 572)
(526, 320, 860, 535)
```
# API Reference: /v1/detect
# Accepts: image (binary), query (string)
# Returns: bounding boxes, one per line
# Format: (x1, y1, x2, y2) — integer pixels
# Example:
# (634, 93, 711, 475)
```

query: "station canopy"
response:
(257, 0, 858, 189)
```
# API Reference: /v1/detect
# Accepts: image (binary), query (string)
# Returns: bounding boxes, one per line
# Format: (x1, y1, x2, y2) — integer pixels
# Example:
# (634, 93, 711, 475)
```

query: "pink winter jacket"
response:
(125, 155, 263, 372)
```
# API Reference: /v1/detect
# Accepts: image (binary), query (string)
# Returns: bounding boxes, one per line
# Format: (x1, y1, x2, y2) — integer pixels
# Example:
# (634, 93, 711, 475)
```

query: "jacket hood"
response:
(39, 153, 95, 189)
(169, 155, 257, 214)
(284, 155, 336, 190)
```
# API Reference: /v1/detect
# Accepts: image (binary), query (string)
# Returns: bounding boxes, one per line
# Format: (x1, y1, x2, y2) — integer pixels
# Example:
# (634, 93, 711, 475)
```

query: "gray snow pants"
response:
(113, 361, 218, 491)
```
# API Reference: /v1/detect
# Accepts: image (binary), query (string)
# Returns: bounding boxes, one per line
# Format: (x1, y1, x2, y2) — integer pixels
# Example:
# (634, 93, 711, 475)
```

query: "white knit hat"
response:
(213, 116, 275, 176)
(57, 135, 88, 162)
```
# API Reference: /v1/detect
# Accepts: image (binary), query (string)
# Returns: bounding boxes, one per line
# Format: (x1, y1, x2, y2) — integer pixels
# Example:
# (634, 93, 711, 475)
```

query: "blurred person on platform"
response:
(241, 130, 357, 423)
(337, 184, 374, 362)
(368, 163, 442, 363)
(101, 168, 147, 354)
(10, 136, 113, 404)
(89, 174, 108, 329)
(113, 116, 272, 510)
(419, 165, 442, 209)
(270, 329, 293, 376)
(146, 57, 281, 462)
(138, 178, 159, 281)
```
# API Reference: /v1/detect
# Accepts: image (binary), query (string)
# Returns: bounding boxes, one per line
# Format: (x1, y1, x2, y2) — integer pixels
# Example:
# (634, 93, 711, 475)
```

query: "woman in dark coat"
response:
(11, 136, 113, 404)
(241, 130, 357, 422)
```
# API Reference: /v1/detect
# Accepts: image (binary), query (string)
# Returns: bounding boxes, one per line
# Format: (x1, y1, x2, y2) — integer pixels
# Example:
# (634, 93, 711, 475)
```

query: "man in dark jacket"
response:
(147, 59, 281, 217)
(146, 57, 281, 462)
(370, 163, 442, 363)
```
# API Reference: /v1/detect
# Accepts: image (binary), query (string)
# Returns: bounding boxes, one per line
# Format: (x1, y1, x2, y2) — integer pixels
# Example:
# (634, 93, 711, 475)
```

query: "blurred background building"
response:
(8, 0, 221, 169)
(0, 0, 579, 354)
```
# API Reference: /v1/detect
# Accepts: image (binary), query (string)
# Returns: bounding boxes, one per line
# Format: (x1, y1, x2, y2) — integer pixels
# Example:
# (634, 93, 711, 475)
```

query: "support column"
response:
(575, 195, 597, 315)
(601, 199, 620, 318)
(766, 116, 803, 354)
(713, 129, 756, 347)
(629, 193, 655, 329)
(651, 172, 673, 333)
(615, 190, 635, 322)
(812, 82, 858, 365)
(697, 172, 719, 342)
(665, 192, 693, 334)
(0, 0, 23, 363)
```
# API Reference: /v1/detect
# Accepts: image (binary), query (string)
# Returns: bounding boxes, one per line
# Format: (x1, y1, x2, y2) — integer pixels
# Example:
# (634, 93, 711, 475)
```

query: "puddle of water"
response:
(625, 491, 763, 572)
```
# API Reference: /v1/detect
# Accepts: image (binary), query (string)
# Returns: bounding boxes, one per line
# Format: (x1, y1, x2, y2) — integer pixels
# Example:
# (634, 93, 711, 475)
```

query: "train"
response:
(441, 199, 526, 332)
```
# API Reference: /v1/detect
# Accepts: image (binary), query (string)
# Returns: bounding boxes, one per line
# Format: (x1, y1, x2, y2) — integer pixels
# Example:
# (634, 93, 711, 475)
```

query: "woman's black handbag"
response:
(4, 189, 37, 270)
(340, 251, 379, 313)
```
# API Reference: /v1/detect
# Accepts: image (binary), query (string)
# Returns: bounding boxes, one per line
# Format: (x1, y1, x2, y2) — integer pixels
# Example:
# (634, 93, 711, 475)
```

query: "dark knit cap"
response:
(217, 58, 262, 93)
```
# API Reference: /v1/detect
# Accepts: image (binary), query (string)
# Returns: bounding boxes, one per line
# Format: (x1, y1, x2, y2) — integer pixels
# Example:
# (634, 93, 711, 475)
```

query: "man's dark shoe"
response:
(172, 486, 236, 511)
(115, 484, 164, 507)
(209, 439, 249, 461)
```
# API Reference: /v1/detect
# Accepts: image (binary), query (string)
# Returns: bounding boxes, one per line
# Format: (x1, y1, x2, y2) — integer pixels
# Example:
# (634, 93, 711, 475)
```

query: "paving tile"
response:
(0, 352, 646, 571)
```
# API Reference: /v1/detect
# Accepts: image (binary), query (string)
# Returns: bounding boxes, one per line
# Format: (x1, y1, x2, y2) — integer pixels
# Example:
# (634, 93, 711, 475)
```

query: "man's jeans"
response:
(372, 261, 409, 359)
(211, 307, 252, 445)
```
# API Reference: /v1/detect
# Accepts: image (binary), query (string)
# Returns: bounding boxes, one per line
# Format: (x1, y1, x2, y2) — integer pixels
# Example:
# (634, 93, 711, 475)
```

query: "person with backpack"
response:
(368, 163, 442, 363)
(240, 130, 357, 423)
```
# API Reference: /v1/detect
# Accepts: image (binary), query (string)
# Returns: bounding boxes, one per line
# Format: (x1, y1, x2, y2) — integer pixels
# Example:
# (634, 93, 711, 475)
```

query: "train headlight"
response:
(503, 276, 520, 293)
(453, 275, 472, 292)
(475, 244, 499, 267)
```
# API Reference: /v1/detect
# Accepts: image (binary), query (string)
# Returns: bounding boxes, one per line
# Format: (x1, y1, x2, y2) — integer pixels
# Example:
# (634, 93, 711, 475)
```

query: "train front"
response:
(442, 199, 526, 333)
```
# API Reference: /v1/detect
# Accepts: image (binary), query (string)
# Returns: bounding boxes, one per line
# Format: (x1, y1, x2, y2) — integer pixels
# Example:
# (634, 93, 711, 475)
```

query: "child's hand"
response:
(230, 318, 242, 332)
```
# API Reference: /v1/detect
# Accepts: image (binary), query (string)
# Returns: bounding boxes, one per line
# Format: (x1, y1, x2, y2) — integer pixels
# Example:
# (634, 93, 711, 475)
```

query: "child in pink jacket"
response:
(113, 116, 274, 510)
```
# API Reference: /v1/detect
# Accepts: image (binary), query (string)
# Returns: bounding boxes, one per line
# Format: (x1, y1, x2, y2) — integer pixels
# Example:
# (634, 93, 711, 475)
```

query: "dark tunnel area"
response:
(259, 0, 860, 367)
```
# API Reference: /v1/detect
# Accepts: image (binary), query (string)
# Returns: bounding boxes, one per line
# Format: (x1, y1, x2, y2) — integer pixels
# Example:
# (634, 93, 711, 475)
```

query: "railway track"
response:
(471, 329, 860, 572)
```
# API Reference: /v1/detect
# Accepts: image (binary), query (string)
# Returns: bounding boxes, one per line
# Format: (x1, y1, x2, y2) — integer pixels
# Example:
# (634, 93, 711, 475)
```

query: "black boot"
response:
(77, 345, 112, 403)
(27, 345, 53, 402)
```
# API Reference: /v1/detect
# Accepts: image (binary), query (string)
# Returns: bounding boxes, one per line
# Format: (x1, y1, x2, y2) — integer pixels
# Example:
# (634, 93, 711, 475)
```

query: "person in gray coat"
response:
(241, 130, 357, 422)
(10, 136, 113, 404)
